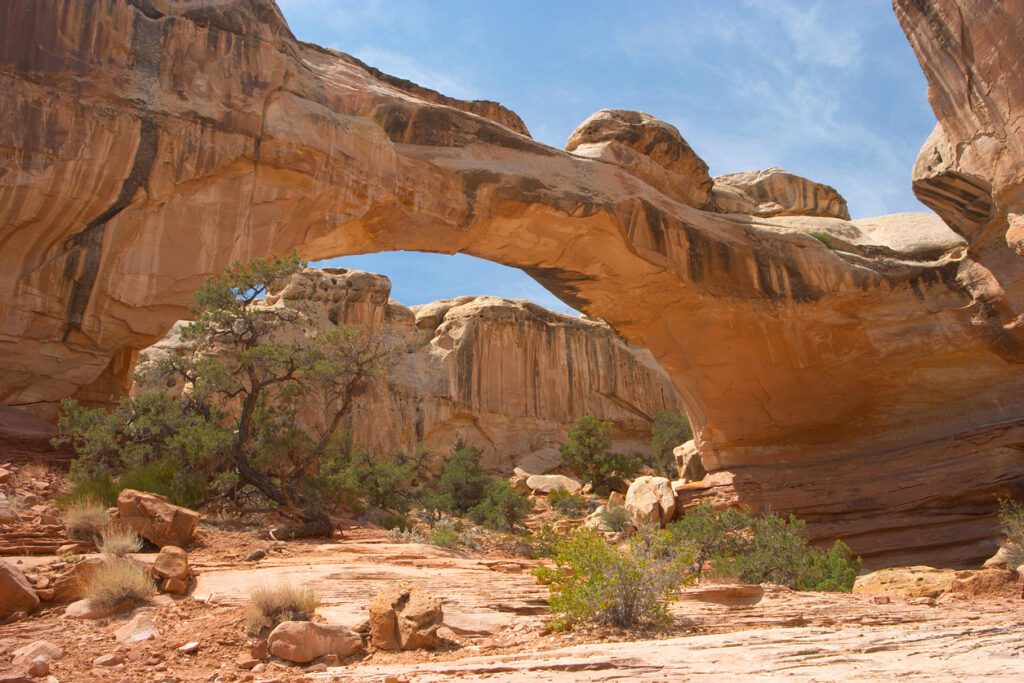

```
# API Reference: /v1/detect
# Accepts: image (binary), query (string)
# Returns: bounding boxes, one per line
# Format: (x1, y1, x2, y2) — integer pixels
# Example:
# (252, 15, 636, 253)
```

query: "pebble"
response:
(177, 642, 200, 655)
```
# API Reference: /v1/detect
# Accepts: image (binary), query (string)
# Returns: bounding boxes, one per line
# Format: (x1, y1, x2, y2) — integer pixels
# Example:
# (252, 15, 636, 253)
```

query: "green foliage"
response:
(55, 393, 231, 508)
(54, 255, 405, 531)
(668, 502, 755, 576)
(429, 519, 462, 549)
(675, 508, 861, 592)
(649, 411, 692, 478)
(599, 505, 632, 533)
(810, 231, 832, 247)
(560, 415, 641, 495)
(432, 442, 490, 514)
(468, 479, 533, 532)
(548, 489, 586, 518)
(998, 498, 1024, 567)
(534, 529, 692, 630)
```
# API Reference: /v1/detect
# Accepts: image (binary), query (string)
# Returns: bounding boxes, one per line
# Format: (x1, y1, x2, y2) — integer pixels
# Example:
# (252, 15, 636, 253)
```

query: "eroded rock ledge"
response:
(0, 0, 1022, 566)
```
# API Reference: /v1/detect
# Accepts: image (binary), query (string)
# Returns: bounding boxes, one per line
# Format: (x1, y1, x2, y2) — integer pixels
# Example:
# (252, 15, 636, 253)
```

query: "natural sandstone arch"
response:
(1, 0, 1023, 565)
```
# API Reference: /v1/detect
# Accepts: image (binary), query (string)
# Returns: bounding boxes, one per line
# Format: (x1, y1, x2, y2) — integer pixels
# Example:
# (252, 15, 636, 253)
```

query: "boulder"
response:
(515, 448, 562, 475)
(0, 559, 39, 619)
(11, 641, 62, 669)
(51, 557, 103, 602)
(117, 489, 199, 548)
(114, 614, 158, 643)
(525, 474, 582, 495)
(672, 440, 706, 483)
(607, 491, 625, 508)
(853, 566, 966, 599)
(711, 167, 850, 219)
(266, 621, 362, 663)
(624, 476, 676, 527)
(151, 546, 190, 583)
(369, 582, 444, 651)
(65, 597, 133, 619)
(566, 109, 713, 208)
(982, 544, 1019, 569)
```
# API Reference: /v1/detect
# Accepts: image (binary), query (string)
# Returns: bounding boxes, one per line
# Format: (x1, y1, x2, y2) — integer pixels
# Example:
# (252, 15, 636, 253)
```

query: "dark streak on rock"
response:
(521, 266, 596, 313)
(61, 117, 158, 341)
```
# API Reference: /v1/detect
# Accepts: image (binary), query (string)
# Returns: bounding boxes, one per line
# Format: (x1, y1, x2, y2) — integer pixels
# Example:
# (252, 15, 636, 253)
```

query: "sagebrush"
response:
(534, 529, 692, 630)
(245, 584, 320, 636)
(84, 559, 155, 609)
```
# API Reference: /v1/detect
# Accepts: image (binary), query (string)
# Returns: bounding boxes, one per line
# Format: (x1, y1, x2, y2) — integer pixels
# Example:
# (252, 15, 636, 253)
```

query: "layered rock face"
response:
(139, 268, 682, 471)
(1, 0, 1023, 566)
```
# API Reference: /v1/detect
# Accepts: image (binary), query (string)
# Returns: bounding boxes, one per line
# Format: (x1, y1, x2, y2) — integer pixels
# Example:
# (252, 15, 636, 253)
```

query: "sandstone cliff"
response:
(0, 0, 1022, 566)
(137, 268, 683, 471)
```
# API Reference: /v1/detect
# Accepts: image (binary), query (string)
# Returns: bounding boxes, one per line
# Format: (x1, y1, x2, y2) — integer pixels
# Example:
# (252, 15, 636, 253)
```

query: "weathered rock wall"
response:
(138, 268, 683, 471)
(0, 0, 1022, 566)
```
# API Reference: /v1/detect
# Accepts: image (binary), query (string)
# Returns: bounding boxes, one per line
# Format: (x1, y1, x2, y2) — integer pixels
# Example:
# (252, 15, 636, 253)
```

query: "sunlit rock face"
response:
(137, 268, 683, 471)
(1, 0, 1023, 566)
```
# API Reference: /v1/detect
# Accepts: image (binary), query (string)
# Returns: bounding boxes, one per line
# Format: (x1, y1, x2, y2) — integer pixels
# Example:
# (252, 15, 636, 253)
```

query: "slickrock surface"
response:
(1, 0, 1023, 565)
(137, 268, 683, 469)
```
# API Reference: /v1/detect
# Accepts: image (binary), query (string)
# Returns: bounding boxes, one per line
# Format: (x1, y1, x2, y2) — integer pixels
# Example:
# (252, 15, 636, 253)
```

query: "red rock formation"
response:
(0, 0, 1021, 566)
(137, 268, 683, 470)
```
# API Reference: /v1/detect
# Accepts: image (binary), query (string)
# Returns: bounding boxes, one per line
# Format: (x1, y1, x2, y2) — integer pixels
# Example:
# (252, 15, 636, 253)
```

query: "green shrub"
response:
(599, 505, 632, 533)
(998, 498, 1024, 566)
(534, 529, 692, 630)
(433, 442, 490, 514)
(468, 479, 533, 532)
(548, 489, 586, 518)
(668, 502, 755, 576)
(560, 416, 641, 495)
(707, 512, 860, 592)
(810, 231, 832, 247)
(60, 476, 118, 509)
(429, 520, 462, 549)
(649, 411, 692, 477)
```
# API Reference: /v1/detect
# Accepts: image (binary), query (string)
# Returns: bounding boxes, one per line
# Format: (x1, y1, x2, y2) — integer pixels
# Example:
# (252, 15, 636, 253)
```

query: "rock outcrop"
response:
(369, 582, 444, 651)
(267, 621, 363, 663)
(0, 559, 39, 619)
(116, 489, 199, 548)
(137, 268, 683, 470)
(711, 168, 850, 219)
(1, 0, 1023, 566)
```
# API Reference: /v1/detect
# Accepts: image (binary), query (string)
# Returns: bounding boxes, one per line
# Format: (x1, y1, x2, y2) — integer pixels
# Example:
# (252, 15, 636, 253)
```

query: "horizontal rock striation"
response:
(0, 0, 1022, 565)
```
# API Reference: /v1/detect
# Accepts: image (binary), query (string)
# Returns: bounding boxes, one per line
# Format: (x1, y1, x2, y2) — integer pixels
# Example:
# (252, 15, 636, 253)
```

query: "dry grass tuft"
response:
(244, 584, 320, 636)
(98, 522, 143, 557)
(63, 497, 110, 541)
(84, 558, 156, 609)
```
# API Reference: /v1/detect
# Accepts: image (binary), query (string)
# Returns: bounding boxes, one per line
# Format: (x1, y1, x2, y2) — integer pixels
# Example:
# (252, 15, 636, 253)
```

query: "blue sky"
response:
(279, 0, 936, 313)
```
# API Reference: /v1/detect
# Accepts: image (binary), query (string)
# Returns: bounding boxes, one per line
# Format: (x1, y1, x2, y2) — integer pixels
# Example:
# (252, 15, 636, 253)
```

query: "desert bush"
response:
(84, 558, 156, 609)
(534, 529, 692, 630)
(599, 505, 632, 533)
(560, 416, 641, 494)
(668, 502, 755, 576)
(468, 479, 533, 532)
(548, 489, 586, 518)
(430, 442, 490, 514)
(998, 498, 1024, 566)
(702, 511, 860, 592)
(62, 497, 110, 541)
(429, 519, 462, 549)
(810, 231, 832, 247)
(98, 523, 144, 557)
(649, 411, 692, 477)
(245, 584, 320, 636)
(387, 526, 426, 544)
